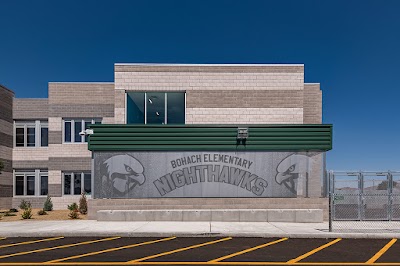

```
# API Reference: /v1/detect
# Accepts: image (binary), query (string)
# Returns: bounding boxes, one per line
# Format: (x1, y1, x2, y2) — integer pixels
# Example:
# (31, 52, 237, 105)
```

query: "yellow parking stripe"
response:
(287, 238, 342, 263)
(1, 261, 400, 265)
(46, 237, 176, 263)
(128, 237, 232, 263)
(0, 236, 120, 259)
(210, 237, 288, 262)
(366, 238, 397, 264)
(0, 237, 63, 249)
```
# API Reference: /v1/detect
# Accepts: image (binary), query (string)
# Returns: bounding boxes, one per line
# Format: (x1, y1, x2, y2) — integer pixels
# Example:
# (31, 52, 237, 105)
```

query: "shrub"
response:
(4, 211, 16, 217)
(19, 200, 31, 210)
(68, 210, 79, 219)
(21, 208, 32, 219)
(9, 208, 18, 213)
(43, 195, 53, 211)
(78, 193, 88, 215)
(67, 203, 78, 211)
(37, 209, 47, 215)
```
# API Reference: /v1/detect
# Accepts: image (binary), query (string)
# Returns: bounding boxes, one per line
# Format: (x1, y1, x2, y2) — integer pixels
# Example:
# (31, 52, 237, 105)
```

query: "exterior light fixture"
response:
(237, 127, 249, 140)
(237, 127, 248, 145)
(79, 129, 94, 136)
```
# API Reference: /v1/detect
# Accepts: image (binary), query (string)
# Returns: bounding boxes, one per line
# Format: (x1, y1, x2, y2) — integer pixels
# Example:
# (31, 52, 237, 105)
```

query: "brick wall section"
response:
(114, 65, 304, 92)
(186, 90, 303, 108)
(0, 85, 14, 208)
(48, 157, 91, 171)
(13, 99, 48, 119)
(114, 64, 305, 123)
(303, 83, 322, 124)
(48, 83, 115, 117)
(186, 108, 303, 124)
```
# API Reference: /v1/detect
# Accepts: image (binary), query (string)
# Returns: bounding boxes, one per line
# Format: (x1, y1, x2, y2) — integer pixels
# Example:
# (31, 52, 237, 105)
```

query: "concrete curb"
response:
(2, 231, 400, 239)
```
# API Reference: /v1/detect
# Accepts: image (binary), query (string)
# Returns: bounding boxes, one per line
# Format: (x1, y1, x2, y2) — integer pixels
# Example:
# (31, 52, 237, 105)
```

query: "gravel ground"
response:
(0, 209, 87, 221)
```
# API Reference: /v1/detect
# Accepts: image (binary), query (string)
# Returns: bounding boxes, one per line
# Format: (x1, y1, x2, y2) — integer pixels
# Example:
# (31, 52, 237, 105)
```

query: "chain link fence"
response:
(328, 171, 400, 232)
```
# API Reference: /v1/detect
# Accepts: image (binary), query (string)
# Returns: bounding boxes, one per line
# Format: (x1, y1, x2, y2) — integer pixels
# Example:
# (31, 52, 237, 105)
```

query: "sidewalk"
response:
(1, 220, 400, 239)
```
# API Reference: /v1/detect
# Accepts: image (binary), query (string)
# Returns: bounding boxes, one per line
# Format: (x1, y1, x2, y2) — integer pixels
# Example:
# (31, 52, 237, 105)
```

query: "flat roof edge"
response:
(114, 63, 304, 67)
(0, 84, 15, 94)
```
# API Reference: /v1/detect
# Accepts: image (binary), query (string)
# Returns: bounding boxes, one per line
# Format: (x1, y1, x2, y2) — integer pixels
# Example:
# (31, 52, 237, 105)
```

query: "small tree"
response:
(21, 208, 32, 219)
(78, 193, 88, 215)
(43, 195, 53, 211)
(19, 200, 31, 210)
(67, 202, 79, 219)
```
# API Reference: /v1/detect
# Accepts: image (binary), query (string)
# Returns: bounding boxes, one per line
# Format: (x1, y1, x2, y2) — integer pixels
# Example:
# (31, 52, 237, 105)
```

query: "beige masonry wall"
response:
(304, 83, 322, 124)
(0, 85, 14, 209)
(47, 82, 115, 197)
(114, 64, 305, 124)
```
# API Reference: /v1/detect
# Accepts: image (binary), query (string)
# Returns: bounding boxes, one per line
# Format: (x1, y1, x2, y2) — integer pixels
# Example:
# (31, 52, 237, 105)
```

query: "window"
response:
(126, 92, 185, 124)
(63, 172, 91, 195)
(63, 119, 101, 143)
(14, 121, 48, 147)
(40, 174, 48, 195)
(14, 170, 48, 196)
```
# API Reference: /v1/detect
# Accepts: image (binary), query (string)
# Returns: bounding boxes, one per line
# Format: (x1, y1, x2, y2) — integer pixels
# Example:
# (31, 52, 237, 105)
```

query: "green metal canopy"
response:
(87, 124, 332, 152)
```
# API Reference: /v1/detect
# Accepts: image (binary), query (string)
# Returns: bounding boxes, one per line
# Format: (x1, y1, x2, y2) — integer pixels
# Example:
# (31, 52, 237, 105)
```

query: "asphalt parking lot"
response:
(0, 236, 399, 265)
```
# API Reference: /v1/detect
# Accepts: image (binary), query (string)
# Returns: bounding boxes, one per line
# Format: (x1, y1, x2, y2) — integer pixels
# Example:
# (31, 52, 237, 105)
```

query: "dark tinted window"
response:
(74, 121, 82, 143)
(167, 93, 185, 124)
(127, 92, 145, 124)
(64, 174, 71, 195)
(74, 173, 81, 195)
(27, 127, 35, 147)
(64, 121, 71, 142)
(40, 175, 48, 195)
(147, 92, 165, 124)
(41, 127, 48, 147)
(15, 176, 24, 195)
(27, 176, 35, 195)
(84, 173, 91, 194)
(16, 128, 24, 146)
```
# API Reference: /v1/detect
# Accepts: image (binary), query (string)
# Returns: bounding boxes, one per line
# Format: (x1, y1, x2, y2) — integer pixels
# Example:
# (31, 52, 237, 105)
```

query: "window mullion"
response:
(81, 120, 84, 142)
(165, 93, 168, 124)
(24, 124, 27, 147)
(144, 92, 147, 124)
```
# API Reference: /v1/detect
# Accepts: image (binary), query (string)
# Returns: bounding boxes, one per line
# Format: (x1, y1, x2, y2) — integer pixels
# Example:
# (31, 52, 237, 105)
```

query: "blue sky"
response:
(0, 1, 399, 171)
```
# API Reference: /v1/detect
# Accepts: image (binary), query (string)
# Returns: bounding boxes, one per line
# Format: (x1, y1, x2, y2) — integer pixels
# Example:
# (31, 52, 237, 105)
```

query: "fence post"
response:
(388, 171, 393, 221)
(328, 171, 333, 232)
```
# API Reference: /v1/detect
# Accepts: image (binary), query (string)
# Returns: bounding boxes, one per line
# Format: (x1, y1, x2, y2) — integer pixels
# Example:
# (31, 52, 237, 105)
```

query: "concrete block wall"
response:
(114, 64, 305, 124)
(0, 85, 14, 209)
(303, 84, 322, 124)
(46, 83, 115, 199)
(10, 83, 115, 208)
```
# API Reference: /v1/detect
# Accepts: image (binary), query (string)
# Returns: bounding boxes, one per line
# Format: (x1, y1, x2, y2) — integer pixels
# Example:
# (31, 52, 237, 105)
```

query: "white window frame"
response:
(13, 170, 48, 197)
(14, 120, 48, 148)
(62, 118, 101, 144)
(125, 92, 186, 125)
(62, 172, 91, 196)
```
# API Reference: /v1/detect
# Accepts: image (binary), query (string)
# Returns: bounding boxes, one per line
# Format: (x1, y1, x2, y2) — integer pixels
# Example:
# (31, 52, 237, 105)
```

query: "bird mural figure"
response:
(275, 154, 313, 194)
(101, 155, 146, 197)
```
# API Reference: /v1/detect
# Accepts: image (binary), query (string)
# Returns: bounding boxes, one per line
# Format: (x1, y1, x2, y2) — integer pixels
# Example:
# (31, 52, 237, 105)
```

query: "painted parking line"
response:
(209, 238, 288, 262)
(0, 262, 400, 265)
(286, 238, 342, 263)
(128, 237, 232, 263)
(366, 238, 397, 264)
(0, 237, 64, 249)
(0, 237, 120, 260)
(46, 237, 176, 263)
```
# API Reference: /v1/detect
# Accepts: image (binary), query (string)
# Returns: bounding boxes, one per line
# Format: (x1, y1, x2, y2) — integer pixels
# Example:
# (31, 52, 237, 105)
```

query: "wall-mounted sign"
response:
(93, 151, 321, 198)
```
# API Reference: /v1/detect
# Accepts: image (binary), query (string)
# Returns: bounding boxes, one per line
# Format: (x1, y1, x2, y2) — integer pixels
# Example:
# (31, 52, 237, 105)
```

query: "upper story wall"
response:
(0, 85, 14, 206)
(13, 99, 48, 120)
(114, 64, 306, 124)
